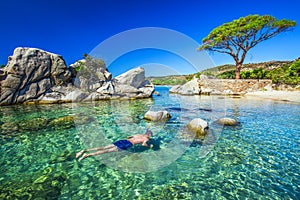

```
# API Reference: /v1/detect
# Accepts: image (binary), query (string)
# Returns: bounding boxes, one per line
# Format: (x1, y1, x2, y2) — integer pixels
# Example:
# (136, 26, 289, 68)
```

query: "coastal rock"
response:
(73, 58, 111, 92)
(187, 118, 208, 137)
(40, 67, 154, 102)
(170, 76, 273, 96)
(114, 67, 146, 88)
(37, 85, 88, 103)
(200, 74, 209, 79)
(112, 68, 154, 98)
(0, 47, 71, 105)
(115, 84, 140, 94)
(96, 82, 115, 95)
(144, 110, 171, 122)
(170, 77, 200, 95)
(217, 117, 239, 126)
(138, 86, 155, 97)
(198, 79, 272, 95)
(0, 47, 154, 105)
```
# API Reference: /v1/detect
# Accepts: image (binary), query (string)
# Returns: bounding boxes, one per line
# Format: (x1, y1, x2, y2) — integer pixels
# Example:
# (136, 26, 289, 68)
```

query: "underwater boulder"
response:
(49, 115, 95, 130)
(19, 117, 50, 131)
(187, 118, 208, 137)
(217, 117, 238, 126)
(0, 168, 67, 199)
(49, 115, 75, 129)
(144, 110, 171, 122)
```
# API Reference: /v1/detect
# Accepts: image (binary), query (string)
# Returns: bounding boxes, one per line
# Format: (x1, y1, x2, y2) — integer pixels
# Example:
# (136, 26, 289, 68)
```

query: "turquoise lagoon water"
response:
(0, 86, 300, 199)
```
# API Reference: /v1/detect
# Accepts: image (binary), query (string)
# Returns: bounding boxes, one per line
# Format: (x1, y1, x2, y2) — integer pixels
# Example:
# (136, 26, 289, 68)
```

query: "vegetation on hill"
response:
(211, 59, 300, 85)
(148, 59, 300, 86)
(0, 64, 5, 69)
(147, 75, 194, 85)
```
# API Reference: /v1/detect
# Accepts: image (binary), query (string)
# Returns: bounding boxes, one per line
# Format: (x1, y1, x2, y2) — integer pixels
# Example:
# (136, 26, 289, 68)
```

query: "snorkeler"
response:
(76, 129, 154, 162)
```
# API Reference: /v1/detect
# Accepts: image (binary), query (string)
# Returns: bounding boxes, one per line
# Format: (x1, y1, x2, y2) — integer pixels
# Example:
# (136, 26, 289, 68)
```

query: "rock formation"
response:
(170, 75, 272, 95)
(169, 76, 200, 95)
(114, 67, 145, 88)
(0, 47, 71, 105)
(0, 47, 154, 106)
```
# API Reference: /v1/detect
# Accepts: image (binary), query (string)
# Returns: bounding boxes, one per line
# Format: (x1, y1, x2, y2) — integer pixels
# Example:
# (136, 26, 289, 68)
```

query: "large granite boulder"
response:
(0, 48, 71, 105)
(114, 67, 146, 88)
(170, 76, 200, 95)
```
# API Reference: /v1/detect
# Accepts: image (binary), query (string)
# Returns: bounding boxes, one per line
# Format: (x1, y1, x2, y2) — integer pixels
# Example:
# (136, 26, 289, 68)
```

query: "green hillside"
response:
(148, 59, 300, 86)
(147, 75, 194, 85)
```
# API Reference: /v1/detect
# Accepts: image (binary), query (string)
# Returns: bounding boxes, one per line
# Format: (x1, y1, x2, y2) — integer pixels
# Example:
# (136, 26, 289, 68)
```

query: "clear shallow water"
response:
(0, 86, 300, 199)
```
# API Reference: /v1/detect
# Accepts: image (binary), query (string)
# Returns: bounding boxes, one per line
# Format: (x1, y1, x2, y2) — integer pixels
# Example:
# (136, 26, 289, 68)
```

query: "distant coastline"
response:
(147, 59, 300, 91)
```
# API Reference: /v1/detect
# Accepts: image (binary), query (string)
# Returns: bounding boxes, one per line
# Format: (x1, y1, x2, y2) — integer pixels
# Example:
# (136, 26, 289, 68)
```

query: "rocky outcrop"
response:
(38, 66, 154, 104)
(114, 67, 145, 88)
(187, 118, 209, 137)
(0, 47, 154, 105)
(0, 48, 71, 105)
(73, 57, 112, 92)
(198, 78, 272, 95)
(170, 75, 272, 96)
(170, 76, 200, 95)
(144, 110, 171, 122)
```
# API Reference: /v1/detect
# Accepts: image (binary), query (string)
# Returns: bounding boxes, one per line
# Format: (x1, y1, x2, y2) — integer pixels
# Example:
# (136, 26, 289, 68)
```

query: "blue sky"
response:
(0, 0, 299, 76)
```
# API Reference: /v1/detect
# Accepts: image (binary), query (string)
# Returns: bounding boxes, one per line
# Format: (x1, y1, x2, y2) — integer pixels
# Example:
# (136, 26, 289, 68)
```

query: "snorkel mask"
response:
(146, 129, 153, 137)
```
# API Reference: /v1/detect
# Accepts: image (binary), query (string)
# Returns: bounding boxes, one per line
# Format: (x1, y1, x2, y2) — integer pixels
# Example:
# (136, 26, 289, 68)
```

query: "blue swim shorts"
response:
(113, 140, 133, 151)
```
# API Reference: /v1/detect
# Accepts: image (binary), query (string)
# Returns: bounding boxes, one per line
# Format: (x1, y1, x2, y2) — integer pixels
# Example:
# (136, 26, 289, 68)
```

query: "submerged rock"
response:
(49, 115, 95, 129)
(187, 118, 209, 137)
(49, 116, 75, 129)
(144, 110, 171, 122)
(217, 117, 239, 126)
(1, 117, 50, 134)
(0, 167, 67, 199)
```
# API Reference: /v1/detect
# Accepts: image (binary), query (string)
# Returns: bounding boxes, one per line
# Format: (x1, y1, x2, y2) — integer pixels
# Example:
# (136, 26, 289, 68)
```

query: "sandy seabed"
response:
(245, 90, 300, 103)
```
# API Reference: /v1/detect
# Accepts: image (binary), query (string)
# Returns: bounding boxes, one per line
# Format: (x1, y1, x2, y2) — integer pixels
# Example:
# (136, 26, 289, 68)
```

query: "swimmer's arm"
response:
(142, 140, 153, 148)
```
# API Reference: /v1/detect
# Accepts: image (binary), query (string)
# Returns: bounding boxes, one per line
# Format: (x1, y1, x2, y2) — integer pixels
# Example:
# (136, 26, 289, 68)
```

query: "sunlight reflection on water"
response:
(0, 86, 299, 199)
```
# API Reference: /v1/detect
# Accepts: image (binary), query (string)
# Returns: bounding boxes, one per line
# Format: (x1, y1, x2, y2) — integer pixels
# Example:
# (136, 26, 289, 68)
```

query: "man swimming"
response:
(76, 130, 153, 162)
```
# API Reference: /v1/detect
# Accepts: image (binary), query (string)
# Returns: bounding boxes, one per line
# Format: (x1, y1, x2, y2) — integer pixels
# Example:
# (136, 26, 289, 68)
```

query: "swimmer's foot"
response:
(76, 150, 85, 159)
(78, 154, 87, 162)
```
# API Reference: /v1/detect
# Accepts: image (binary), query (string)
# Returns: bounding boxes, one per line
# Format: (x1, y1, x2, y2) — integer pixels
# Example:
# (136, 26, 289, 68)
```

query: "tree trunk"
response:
(235, 63, 242, 79)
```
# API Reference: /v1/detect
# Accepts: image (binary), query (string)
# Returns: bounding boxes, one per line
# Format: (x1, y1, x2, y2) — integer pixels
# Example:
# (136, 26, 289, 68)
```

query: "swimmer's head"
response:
(145, 129, 153, 137)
